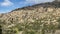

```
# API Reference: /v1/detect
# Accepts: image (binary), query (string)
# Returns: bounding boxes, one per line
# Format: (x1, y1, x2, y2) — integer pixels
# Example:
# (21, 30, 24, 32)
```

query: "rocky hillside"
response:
(0, 1, 60, 24)
(0, 1, 60, 34)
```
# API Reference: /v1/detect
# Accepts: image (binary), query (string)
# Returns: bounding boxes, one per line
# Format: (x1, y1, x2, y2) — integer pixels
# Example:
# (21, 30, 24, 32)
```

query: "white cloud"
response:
(26, 0, 54, 4)
(0, 0, 13, 6)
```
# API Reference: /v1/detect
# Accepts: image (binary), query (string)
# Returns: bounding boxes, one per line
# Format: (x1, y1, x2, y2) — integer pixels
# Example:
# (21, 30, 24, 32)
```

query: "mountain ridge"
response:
(11, 1, 60, 12)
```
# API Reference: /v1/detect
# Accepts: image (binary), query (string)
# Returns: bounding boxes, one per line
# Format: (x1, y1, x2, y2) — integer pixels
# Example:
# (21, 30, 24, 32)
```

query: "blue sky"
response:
(0, 0, 54, 13)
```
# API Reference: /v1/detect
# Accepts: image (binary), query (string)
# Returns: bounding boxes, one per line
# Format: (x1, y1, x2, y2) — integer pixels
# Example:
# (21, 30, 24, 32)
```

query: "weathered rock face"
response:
(0, 1, 60, 34)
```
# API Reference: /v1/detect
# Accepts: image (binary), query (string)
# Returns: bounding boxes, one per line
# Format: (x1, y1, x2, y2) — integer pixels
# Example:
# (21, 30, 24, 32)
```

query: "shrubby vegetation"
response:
(2, 17, 59, 34)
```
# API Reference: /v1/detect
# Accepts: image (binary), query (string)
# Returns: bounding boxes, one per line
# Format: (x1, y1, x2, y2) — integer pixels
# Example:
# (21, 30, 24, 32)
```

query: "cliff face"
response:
(0, 1, 60, 34)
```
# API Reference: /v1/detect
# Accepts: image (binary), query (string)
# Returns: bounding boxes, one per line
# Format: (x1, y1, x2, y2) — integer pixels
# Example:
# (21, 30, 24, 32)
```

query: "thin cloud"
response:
(0, 0, 13, 6)
(19, 0, 54, 8)
(26, 0, 54, 4)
